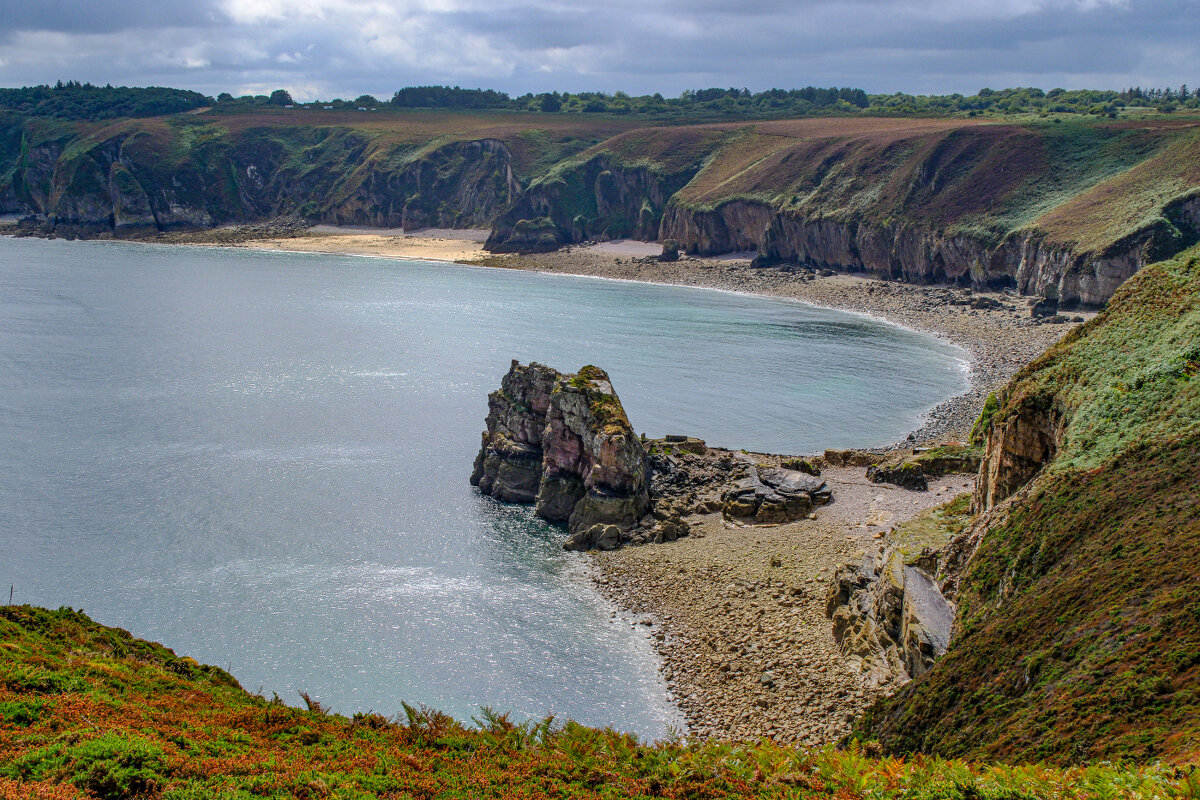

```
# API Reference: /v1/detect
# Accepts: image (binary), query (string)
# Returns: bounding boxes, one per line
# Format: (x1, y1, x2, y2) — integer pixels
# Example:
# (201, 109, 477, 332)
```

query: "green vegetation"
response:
(969, 393, 1000, 445)
(860, 245, 1200, 764)
(0, 82, 209, 120)
(4, 82, 1198, 125)
(887, 494, 974, 563)
(2, 606, 1196, 799)
(378, 85, 1200, 120)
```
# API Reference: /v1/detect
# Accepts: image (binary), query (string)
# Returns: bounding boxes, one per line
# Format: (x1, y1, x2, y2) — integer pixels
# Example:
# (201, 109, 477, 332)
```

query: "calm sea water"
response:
(0, 237, 967, 738)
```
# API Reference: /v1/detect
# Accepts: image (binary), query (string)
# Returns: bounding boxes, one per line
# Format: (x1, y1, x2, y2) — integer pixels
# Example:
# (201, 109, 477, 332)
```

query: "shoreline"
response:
(181, 226, 1081, 447)
(5, 226, 1084, 743)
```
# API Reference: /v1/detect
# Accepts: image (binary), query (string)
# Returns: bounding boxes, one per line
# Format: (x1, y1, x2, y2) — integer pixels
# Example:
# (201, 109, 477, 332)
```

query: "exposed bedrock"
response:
(659, 196, 1200, 308)
(8, 130, 517, 236)
(826, 546, 955, 687)
(484, 156, 698, 253)
(721, 465, 833, 524)
(973, 395, 1063, 512)
(470, 361, 650, 542)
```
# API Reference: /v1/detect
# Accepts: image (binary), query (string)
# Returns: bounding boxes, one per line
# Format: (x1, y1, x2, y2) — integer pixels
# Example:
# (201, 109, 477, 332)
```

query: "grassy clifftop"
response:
(1, 606, 1194, 799)
(859, 245, 1200, 764)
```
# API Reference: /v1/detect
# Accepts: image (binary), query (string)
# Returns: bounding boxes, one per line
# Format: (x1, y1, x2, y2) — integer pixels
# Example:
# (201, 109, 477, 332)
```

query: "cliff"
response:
(470, 361, 650, 544)
(855, 244, 1200, 764)
(484, 127, 722, 252)
(489, 118, 1200, 306)
(5, 110, 1200, 305)
(0, 117, 523, 236)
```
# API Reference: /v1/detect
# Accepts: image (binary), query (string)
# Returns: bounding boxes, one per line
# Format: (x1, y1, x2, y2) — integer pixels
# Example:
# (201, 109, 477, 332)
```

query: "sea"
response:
(0, 237, 968, 739)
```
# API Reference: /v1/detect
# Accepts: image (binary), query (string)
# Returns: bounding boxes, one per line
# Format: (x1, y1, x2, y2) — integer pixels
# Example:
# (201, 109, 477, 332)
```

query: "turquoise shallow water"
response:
(0, 237, 967, 739)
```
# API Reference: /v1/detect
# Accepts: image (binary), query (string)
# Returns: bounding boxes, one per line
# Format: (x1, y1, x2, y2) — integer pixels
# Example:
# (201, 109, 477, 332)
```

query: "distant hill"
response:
(2, 91, 1198, 305)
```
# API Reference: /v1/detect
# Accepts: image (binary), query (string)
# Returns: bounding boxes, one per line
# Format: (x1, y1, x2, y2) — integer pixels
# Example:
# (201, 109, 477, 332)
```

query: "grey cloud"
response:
(0, 0, 1194, 99)
(0, 0, 223, 35)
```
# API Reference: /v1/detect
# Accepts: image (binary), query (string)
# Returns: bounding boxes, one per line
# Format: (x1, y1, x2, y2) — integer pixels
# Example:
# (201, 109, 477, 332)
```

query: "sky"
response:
(0, 0, 1196, 101)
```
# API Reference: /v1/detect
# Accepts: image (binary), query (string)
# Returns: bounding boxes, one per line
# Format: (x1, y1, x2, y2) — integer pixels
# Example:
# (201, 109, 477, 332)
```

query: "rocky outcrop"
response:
(5, 124, 517, 237)
(826, 546, 954, 687)
(658, 196, 1200, 308)
(722, 465, 833, 524)
(867, 445, 983, 492)
(973, 395, 1062, 511)
(485, 155, 700, 252)
(470, 361, 650, 543)
(326, 138, 519, 230)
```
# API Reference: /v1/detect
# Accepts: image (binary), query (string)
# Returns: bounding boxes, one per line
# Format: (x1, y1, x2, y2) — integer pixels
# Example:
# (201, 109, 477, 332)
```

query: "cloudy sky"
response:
(0, 0, 1195, 100)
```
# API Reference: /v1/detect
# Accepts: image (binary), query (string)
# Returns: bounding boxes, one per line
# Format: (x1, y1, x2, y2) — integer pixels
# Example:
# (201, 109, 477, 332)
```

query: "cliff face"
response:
(487, 120, 1200, 307)
(856, 244, 1200, 764)
(6, 113, 1200, 306)
(485, 155, 697, 252)
(657, 195, 1200, 307)
(470, 361, 650, 541)
(325, 138, 519, 230)
(3, 121, 519, 236)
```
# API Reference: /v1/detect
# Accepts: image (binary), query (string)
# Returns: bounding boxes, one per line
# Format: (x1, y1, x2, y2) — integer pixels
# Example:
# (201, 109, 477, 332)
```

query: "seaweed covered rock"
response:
(471, 361, 649, 543)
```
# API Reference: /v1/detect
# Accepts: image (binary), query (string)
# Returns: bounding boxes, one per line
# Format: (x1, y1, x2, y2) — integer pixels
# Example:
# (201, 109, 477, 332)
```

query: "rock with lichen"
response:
(471, 361, 649, 543)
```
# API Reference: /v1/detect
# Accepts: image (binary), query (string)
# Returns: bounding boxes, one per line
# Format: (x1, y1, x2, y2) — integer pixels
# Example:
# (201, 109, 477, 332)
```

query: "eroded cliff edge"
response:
(485, 120, 1200, 307)
(6, 114, 1200, 307)
(840, 243, 1200, 763)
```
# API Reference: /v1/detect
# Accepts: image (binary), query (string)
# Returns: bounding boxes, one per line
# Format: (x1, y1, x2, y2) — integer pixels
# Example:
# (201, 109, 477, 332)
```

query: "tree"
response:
(268, 89, 294, 106)
(354, 94, 378, 107)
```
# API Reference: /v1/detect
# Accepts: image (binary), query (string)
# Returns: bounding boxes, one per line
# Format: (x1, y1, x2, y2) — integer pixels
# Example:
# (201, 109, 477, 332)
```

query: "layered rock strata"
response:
(722, 466, 834, 524)
(470, 361, 650, 543)
(826, 547, 954, 687)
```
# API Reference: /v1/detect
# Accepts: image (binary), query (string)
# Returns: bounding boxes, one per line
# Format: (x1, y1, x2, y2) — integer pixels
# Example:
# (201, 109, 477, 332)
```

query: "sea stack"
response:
(470, 361, 650, 545)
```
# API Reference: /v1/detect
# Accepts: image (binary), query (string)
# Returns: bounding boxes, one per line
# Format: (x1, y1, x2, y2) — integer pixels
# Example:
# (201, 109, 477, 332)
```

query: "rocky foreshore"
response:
(594, 455, 979, 744)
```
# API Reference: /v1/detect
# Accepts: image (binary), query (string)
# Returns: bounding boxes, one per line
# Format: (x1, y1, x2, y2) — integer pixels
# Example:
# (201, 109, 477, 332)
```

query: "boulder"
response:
(1029, 296, 1059, 318)
(781, 457, 821, 476)
(823, 448, 878, 468)
(722, 465, 833, 524)
(563, 523, 623, 552)
(866, 461, 928, 491)
(659, 238, 680, 262)
(472, 361, 650, 547)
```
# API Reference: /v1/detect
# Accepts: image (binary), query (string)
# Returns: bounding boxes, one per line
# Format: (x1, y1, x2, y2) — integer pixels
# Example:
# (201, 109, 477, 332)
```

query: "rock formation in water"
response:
(470, 361, 650, 547)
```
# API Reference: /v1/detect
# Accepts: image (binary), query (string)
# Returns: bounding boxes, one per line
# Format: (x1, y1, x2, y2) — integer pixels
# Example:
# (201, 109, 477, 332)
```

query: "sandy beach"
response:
(164, 224, 1083, 743)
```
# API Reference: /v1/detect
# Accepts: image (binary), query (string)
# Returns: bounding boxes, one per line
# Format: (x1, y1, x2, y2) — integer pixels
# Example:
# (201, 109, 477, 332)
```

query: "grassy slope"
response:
(1, 607, 1195, 800)
(668, 118, 1200, 252)
(859, 245, 1200, 764)
(7, 110, 1199, 261)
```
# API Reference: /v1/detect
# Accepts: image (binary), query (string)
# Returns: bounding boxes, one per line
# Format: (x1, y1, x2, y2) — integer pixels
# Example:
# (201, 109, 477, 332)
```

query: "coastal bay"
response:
(153, 224, 1083, 743)
(0, 235, 971, 741)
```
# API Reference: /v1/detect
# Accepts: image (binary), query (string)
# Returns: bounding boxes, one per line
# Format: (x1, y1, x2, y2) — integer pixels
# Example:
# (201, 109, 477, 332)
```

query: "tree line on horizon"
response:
(1, 80, 1198, 122)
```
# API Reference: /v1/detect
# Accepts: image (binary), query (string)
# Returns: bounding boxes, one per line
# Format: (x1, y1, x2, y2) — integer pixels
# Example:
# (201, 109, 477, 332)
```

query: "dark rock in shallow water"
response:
(471, 361, 650, 546)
